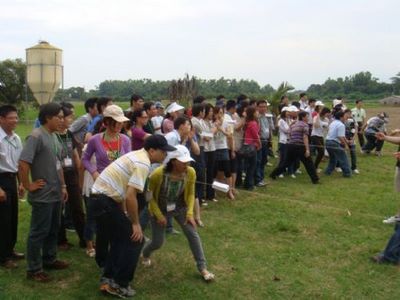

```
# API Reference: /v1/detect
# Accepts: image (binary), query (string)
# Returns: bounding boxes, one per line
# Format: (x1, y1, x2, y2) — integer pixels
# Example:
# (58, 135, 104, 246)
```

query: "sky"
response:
(1, 0, 399, 91)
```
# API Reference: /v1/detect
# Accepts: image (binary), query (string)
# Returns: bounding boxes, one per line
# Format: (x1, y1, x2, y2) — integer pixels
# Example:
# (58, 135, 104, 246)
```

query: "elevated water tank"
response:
(26, 41, 63, 105)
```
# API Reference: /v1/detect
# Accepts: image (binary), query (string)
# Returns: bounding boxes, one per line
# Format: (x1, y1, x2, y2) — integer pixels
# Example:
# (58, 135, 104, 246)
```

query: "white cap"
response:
(333, 99, 342, 107)
(288, 105, 299, 112)
(103, 105, 130, 123)
(166, 102, 185, 114)
(164, 145, 194, 164)
(315, 100, 324, 107)
(281, 106, 289, 112)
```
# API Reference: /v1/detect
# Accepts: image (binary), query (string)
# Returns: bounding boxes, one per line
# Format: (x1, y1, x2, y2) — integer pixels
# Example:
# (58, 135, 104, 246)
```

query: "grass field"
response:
(1, 103, 400, 299)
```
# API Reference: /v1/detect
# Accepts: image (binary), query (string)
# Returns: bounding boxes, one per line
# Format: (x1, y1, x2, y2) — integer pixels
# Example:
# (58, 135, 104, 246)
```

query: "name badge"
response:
(56, 160, 62, 171)
(166, 203, 176, 212)
(64, 157, 73, 167)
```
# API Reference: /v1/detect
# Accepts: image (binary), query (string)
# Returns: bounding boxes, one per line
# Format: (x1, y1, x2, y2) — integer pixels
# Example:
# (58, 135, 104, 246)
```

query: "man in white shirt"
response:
(151, 102, 164, 135)
(0, 105, 25, 269)
(351, 100, 366, 147)
(299, 92, 308, 110)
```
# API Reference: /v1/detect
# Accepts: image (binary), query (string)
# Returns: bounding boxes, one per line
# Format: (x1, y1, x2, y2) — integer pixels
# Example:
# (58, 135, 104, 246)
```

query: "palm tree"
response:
(269, 81, 294, 115)
(390, 72, 400, 94)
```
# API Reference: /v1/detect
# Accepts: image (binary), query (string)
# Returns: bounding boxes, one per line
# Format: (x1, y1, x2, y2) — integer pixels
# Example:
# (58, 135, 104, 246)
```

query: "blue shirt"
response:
(326, 119, 345, 143)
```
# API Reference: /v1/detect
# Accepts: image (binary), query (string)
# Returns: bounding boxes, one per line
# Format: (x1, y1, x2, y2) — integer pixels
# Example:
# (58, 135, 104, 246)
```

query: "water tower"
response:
(26, 41, 63, 105)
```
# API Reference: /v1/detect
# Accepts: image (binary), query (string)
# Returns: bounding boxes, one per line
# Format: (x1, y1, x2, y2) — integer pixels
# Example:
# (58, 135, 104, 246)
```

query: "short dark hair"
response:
(355, 99, 363, 104)
(192, 103, 205, 117)
(226, 100, 236, 111)
(130, 94, 143, 106)
(84, 97, 98, 113)
(143, 101, 155, 112)
(60, 102, 74, 117)
(344, 108, 352, 114)
(280, 110, 287, 119)
(249, 99, 257, 106)
(280, 95, 288, 101)
(0, 105, 17, 118)
(257, 100, 267, 106)
(298, 111, 308, 121)
(38, 103, 62, 125)
(320, 107, 331, 117)
(291, 101, 300, 109)
(334, 110, 345, 120)
(299, 93, 307, 98)
(216, 95, 225, 100)
(308, 98, 316, 104)
(336, 96, 343, 100)
(193, 95, 206, 104)
(97, 97, 112, 114)
(174, 115, 190, 130)
(237, 101, 248, 118)
(131, 108, 146, 123)
(237, 94, 247, 103)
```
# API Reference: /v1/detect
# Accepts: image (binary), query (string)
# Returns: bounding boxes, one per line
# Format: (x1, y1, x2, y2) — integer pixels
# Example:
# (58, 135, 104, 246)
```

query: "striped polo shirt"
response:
(92, 148, 151, 203)
(289, 120, 309, 145)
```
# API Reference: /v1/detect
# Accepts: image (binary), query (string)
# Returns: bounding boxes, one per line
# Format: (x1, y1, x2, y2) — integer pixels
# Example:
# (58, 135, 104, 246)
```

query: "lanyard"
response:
(55, 132, 71, 158)
(102, 132, 120, 160)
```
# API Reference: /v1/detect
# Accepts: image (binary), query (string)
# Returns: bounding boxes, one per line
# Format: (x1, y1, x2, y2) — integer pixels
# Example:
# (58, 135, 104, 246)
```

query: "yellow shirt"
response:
(148, 165, 196, 220)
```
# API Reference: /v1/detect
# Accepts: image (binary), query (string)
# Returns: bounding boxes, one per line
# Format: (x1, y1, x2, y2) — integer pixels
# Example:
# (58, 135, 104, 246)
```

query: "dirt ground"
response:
(366, 106, 400, 131)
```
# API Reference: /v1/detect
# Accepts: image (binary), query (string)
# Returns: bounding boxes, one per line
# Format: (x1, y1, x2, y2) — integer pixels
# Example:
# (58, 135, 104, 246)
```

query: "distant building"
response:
(379, 96, 400, 105)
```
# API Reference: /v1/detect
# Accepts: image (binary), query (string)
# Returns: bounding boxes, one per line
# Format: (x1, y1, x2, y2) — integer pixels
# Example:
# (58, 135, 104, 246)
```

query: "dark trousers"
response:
(58, 170, 86, 246)
(270, 144, 319, 183)
(356, 122, 365, 147)
(235, 153, 244, 187)
(255, 142, 268, 184)
(244, 154, 257, 189)
(192, 147, 205, 201)
(0, 174, 18, 263)
(362, 134, 384, 153)
(204, 151, 216, 200)
(27, 201, 62, 272)
(91, 194, 143, 288)
(381, 223, 400, 264)
(310, 136, 325, 169)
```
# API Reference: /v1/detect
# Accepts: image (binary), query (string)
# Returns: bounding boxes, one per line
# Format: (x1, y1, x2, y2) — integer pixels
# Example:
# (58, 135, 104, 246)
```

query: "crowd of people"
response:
(0, 92, 399, 298)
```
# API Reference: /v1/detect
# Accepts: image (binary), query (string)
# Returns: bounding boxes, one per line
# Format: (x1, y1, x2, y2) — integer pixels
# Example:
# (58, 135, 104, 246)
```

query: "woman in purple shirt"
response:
(131, 109, 151, 150)
(82, 105, 131, 181)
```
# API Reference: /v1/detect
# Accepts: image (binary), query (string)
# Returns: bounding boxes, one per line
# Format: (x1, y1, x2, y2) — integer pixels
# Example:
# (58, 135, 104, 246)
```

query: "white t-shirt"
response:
(203, 120, 216, 152)
(278, 118, 290, 144)
(214, 119, 229, 150)
(151, 116, 164, 135)
(351, 108, 366, 123)
(311, 116, 329, 137)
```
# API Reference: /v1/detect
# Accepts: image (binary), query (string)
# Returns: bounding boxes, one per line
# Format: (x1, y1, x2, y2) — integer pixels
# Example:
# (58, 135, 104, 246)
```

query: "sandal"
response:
(201, 270, 215, 282)
(86, 248, 96, 258)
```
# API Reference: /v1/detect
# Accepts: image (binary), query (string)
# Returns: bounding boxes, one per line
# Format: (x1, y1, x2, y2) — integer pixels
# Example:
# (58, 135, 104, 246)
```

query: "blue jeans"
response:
(325, 140, 351, 177)
(255, 142, 268, 184)
(380, 223, 400, 264)
(244, 154, 257, 189)
(27, 201, 61, 272)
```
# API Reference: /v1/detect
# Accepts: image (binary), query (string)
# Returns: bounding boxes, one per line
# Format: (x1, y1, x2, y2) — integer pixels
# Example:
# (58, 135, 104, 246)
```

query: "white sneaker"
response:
(383, 216, 400, 224)
(291, 174, 296, 179)
(142, 257, 152, 267)
(353, 169, 360, 174)
(295, 169, 302, 174)
(256, 181, 267, 187)
(278, 174, 284, 178)
(316, 168, 322, 174)
(335, 167, 342, 173)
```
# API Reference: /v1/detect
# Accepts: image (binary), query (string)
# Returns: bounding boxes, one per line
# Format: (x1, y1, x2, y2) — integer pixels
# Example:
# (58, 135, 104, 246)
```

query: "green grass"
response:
(2, 106, 400, 299)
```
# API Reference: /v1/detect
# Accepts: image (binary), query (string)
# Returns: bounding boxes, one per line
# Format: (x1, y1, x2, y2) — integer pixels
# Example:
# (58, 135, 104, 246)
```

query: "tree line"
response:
(1, 58, 400, 106)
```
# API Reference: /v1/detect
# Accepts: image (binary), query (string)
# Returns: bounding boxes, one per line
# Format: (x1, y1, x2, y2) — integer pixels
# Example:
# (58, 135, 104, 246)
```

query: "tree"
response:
(0, 59, 33, 104)
(269, 82, 294, 115)
(391, 72, 400, 95)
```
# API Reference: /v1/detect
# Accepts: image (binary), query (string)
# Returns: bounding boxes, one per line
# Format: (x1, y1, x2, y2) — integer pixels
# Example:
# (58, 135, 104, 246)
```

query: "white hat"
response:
(333, 99, 342, 107)
(288, 105, 299, 112)
(315, 100, 324, 107)
(281, 106, 289, 112)
(166, 102, 185, 114)
(164, 145, 194, 164)
(103, 105, 129, 123)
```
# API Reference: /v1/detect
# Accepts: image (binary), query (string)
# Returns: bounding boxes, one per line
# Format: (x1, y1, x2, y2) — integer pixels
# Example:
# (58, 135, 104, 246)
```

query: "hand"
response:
(394, 152, 400, 160)
(305, 150, 310, 158)
(185, 216, 197, 229)
(131, 223, 143, 242)
(92, 172, 100, 181)
(375, 132, 385, 140)
(157, 216, 167, 227)
(28, 179, 46, 192)
(62, 187, 68, 203)
(0, 188, 6, 202)
(18, 184, 25, 199)
(231, 150, 236, 159)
